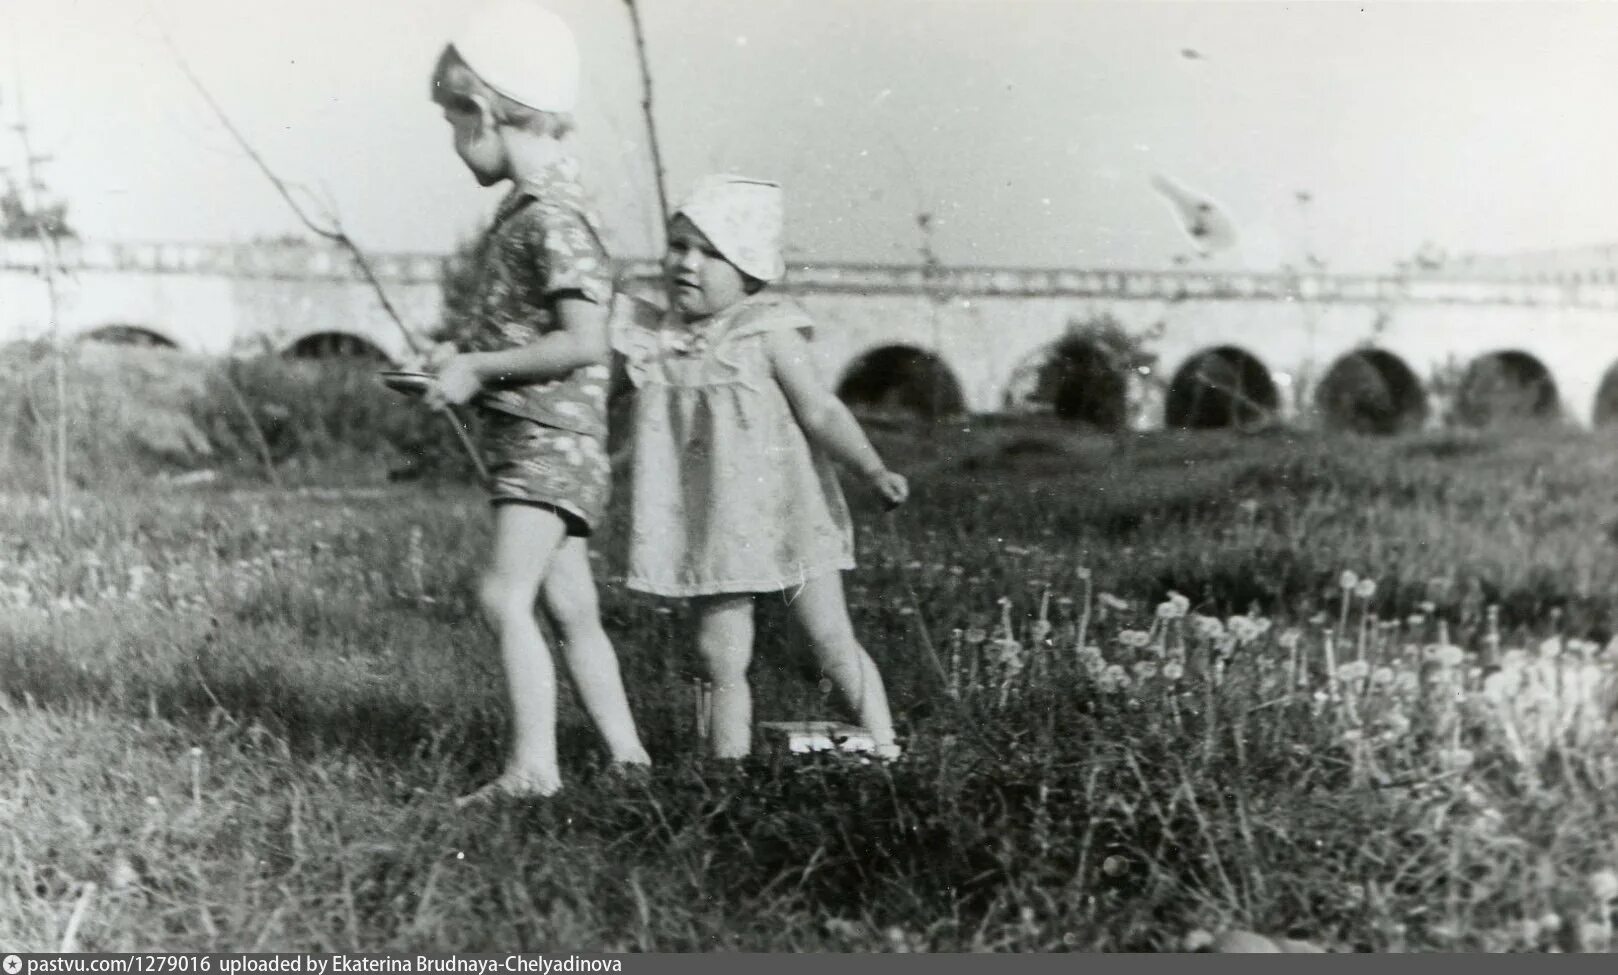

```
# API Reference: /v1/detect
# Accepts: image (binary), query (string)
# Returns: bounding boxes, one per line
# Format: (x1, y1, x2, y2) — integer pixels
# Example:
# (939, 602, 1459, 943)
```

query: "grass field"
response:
(4, 418, 1618, 952)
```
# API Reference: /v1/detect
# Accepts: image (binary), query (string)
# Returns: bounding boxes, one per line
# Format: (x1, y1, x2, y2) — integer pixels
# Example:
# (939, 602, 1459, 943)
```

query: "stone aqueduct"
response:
(6, 237, 1618, 431)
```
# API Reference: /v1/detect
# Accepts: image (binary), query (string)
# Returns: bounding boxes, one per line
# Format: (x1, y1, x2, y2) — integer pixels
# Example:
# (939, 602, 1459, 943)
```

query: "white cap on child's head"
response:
(452, 0, 580, 113)
(675, 175, 786, 283)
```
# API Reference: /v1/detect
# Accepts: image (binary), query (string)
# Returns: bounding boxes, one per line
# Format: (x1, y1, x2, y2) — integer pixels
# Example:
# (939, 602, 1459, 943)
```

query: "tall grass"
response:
(3, 423, 1618, 951)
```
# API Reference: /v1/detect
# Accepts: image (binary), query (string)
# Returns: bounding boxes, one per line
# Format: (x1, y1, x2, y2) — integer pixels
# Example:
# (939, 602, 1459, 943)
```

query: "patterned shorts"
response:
(481, 412, 610, 537)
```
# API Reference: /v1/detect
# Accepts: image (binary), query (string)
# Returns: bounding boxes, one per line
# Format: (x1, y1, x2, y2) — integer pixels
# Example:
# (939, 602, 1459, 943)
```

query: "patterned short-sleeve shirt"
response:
(451, 155, 613, 438)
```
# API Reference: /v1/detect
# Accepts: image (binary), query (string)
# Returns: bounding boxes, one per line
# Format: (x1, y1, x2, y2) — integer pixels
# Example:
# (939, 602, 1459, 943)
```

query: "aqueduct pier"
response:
(6, 237, 1618, 432)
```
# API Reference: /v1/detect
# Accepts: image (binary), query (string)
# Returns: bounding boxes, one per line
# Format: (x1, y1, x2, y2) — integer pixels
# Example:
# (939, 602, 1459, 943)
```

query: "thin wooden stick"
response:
(624, 0, 671, 238)
(59, 881, 97, 952)
(157, 28, 490, 486)
(221, 358, 282, 488)
(9, 75, 70, 534)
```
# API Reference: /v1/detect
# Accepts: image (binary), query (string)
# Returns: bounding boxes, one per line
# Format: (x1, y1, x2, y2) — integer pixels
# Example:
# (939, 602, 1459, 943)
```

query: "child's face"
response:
(439, 95, 507, 187)
(665, 216, 750, 321)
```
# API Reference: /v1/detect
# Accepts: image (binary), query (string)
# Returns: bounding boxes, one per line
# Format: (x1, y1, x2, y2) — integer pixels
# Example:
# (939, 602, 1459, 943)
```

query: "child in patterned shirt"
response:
(423, 0, 649, 802)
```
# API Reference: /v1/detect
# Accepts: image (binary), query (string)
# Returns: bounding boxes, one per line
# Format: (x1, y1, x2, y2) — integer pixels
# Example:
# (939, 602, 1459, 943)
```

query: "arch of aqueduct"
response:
(5, 237, 1618, 430)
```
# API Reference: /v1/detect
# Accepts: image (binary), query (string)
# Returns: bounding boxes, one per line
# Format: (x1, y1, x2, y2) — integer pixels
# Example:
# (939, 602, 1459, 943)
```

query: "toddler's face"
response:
(665, 217, 750, 321)
(439, 96, 507, 187)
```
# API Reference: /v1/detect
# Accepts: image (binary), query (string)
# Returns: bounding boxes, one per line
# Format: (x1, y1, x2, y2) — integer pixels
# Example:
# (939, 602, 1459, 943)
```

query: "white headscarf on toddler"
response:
(673, 175, 786, 283)
(453, 0, 580, 113)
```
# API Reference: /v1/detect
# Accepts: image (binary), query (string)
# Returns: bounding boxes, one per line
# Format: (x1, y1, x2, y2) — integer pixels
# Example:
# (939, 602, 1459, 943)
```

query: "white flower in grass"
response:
(1539, 637, 1563, 660)
(1277, 628, 1302, 650)
(1577, 920, 1611, 953)
(1227, 616, 1263, 644)
(1482, 669, 1521, 702)
(1339, 570, 1359, 590)
(1590, 869, 1618, 903)
(1168, 591, 1190, 614)
(1162, 661, 1184, 682)
(1336, 660, 1370, 683)
(1439, 748, 1474, 772)
(1428, 644, 1464, 668)
(1189, 614, 1223, 640)
(1099, 665, 1130, 693)
(1381, 711, 1411, 740)
(1355, 578, 1377, 600)
(1134, 660, 1158, 680)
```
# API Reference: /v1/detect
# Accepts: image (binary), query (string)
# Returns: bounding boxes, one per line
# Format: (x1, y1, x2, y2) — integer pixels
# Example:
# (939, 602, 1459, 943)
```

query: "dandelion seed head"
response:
(1382, 711, 1411, 738)
(1355, 578, 1377, 600)
(1577, 920, 1611, 952)
(1339, 570, 1359, 590)
(1589, 869, 1618, 903)
(1191, 614, 1225, 640)
(1434, 644, 1465, 668)
(1441, 747, 1474, 771)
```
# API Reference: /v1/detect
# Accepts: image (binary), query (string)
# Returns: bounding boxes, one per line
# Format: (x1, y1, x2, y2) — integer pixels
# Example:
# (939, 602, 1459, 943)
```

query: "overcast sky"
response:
(5, 0, 1617, 272)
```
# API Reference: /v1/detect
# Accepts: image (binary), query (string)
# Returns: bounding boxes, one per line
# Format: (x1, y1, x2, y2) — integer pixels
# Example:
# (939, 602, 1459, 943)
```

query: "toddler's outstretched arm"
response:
(765, 329, 908, 509)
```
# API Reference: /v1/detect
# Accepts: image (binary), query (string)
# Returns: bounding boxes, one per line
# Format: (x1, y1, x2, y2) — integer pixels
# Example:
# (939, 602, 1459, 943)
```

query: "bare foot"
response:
(454, 773, 561, 808)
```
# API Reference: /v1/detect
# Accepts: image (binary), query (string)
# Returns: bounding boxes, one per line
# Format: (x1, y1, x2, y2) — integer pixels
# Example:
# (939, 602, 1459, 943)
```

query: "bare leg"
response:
(459, 503, 568, 804)
(541, 536, 651, 767)
(787, 573, 899, 756)
(694, 594, 756, 760)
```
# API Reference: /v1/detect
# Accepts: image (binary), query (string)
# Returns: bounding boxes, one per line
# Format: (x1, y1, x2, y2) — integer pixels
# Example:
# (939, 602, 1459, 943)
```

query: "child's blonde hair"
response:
(431, 45, 575, 139)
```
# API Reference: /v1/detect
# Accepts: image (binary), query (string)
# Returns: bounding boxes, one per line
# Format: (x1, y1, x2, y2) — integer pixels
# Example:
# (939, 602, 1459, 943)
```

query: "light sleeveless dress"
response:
(613, 292, 856, 597)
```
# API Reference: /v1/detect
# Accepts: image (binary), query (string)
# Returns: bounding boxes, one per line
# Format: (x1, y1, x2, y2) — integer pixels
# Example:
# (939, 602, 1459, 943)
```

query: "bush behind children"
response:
(422, 0, 909, 801)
